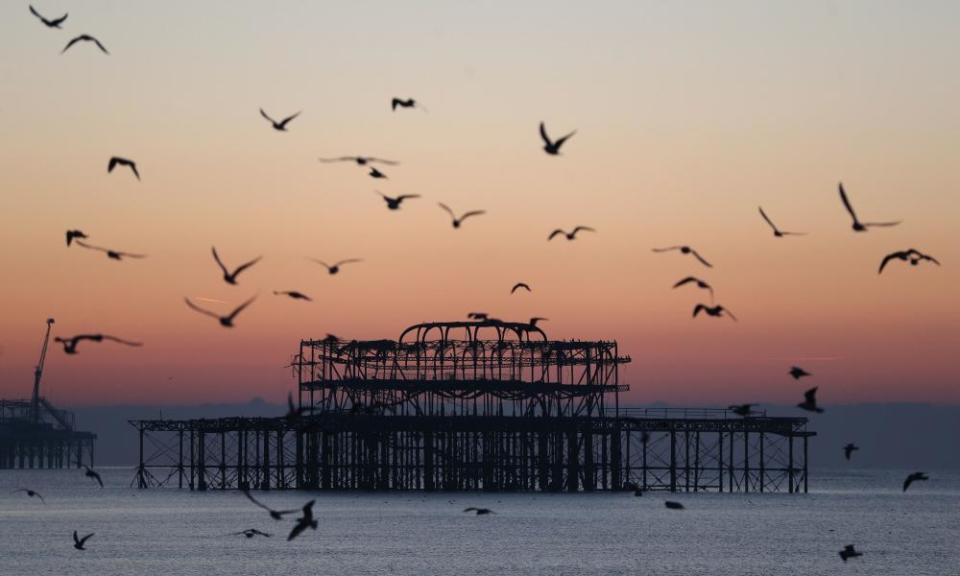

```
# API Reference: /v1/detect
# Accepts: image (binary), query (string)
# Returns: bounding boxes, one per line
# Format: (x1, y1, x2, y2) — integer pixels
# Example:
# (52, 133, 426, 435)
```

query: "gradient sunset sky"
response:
(1, 1, 957, 406)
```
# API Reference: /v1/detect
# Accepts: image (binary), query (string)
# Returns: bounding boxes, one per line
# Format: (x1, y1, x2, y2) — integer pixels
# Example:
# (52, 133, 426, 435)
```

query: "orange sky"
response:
(1, 1, 958, 406)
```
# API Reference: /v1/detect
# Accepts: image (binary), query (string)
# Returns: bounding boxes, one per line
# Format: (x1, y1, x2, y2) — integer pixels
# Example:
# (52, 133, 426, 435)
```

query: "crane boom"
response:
(31, 318, 55, 424)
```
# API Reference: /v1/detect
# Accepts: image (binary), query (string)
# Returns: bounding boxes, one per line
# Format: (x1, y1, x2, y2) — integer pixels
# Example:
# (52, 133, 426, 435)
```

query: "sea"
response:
(0, 468, 957, 576)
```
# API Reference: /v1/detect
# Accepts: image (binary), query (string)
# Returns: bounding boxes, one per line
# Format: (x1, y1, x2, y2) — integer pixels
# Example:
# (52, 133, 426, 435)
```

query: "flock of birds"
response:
(19, 3, 945, 567)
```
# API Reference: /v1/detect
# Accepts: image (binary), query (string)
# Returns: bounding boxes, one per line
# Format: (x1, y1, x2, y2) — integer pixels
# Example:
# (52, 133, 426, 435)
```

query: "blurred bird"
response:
(108, 156, 140, 180)
(467, 312, 489, 321)
(29, 5, 67, 28)
(539, 122, 576, 155)
(838, 182, 901, 232)
(528, 317, 548, 328)
(273, 291, 312, 301)
(242, 489, 299, 521)
(797, 387, 824, 413)
(311, 258, 362, 275)
(729, 404, 754, 417)
(377, 191, 420, 210)
(259, 108, 300, 131)
(463, 507, 494, 515)
(62, 34, 108, 54)
(287, 500, 318, 541)
(317, 156, 398, 166)
(184, 296, 256, 328)
(54, 334, 142, 354)
(82, 466, 104, 488)
(65, 230, 87, 247)
(653, 245, 712, 268)
(843, 443, 859, 461)
(902, 472, 929, 492)
(672, 277, 713, 299)
(75, 240, 146, 261)
(212, 247, 261, 285)
(72, 531, 94, 551)
(839, 544, 862, 562)
(438, 203, 485, 229)
(368, 167, 387, 179)
(789, 366, 811, 380)
(511, 282, 532, 294)
(664, 501, 685, 510)
(230, 529, 271, 539)
(548, 226, 595, 241)
(391, 98, 426, 112)
(692, 304, 736, 321)
(12, 488, 44, 503)
(758, 207, 806, 237)
(879, 249, 940, 274)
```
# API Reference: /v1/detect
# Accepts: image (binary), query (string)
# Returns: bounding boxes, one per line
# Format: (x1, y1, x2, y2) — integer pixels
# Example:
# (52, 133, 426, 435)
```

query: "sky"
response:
(0, 1, 958, 406)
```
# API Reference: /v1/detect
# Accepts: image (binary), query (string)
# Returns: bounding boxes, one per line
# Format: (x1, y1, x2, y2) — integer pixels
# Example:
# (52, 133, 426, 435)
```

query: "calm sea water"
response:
(0, 468, 957, 576)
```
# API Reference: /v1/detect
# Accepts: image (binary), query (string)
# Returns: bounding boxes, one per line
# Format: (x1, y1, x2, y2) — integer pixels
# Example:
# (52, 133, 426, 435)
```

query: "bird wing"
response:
(317, 157, 352, 163)
(50, 13, 68, 26)
(333, 258, 363, 267)
(902, 476, 913, 492)
(437, 203, 455, 218)
(692, 304, 706, 317)
(391, 98, 402, 110)
(226, 296, 257, 322)
(878, 252, 903, 274)
(548, 229, 565, 240)
(62, 36, 83, 53)
(539, 122, 551, 145)
(74, 240, 110, 254)
(572, 226, 595, 235)
(184, 298, 221, 320)
(91, 471, 104, 487)
(278, 112, 301, 128)
(397, 194, 421, 201)
(652, 246, 681, 252)
(723, 308, 738, 322)
(838, 183, 859, 223)
(287, 522, 309, 541)
(673, 277, 696, 288)
(78, 533, 94, 546)
(690, 249, 713, 268)
(554, 130, 576, 148)
(101, 335, 143, 347)
(463, 507, 478, 512)
(259, 108, 276, 124)
(923, 253, 941, 266)
(29, 5, 43, 21)
(459, 210, 486, 222)
(862, 220, 902, 228)
(804, 387, 818, 403)
(368, 157, 399, 165)
(129, 163, 140, 180)
(310, 258, 331, 270)
(91, 37, 109, 54)
(231, 256, 262, 278)
(116, 250, 148, 259)
(511, 283, 530, 293)
(210, 247, 230, 276)
(108, 157, 119, 172)
(242, 489, 273, 513)
(758, 207, 778, 232)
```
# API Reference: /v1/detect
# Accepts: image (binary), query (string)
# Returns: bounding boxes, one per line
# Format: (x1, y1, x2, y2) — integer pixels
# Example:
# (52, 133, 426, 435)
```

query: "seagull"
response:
(463, 507, 494, 515)
(664, 501, 685, 510)
(692, 304, 736, 321)
(539, 122, 576, 155)
(54, 334, 142, 354)
(259, 108, 300, 131)
(74, 240, 146, 261)
(65, 230, 87, 247)
(82, 466, 104, 488)
(728, 404, 754, 417)
(368, 167, 387, 179)
(797, 387, 824, 413)
(510, 282, 531, 294)
(878, 249, 940, 274)
(317, 156, 398, 166)
(653, 246, 712, 268)
(12, 488, 44, 503)
(211, 247, 261, 285)
(242, 489, 300, 521)
(839, 544, 862, 562)
(62, 35, 109, 55)
(528, 317, 548, 328)
(230, 529, 272, 539)
(184, 296, 256, 328)
(902, 472, 929, 492)
(758, 207, 806, 237)
(467, 312, 489, 321)
(377, 191, 420, 210)
(273, 290, 311, 301)
(108, 157, 140, 180)
(838, 182, 901, 232)
(438, 203, 485, 229)
(287, 500, 318, 541)
(310, 258, 363, 275)
(29, 5, 67, 28)
(72, 531, 94, 550)
(391, 98, 426, 112)
(672, 277, 713, 299)
(789, 366, 811, 380)
(843, 443, 859, 461)
(548, 226, 595, 241)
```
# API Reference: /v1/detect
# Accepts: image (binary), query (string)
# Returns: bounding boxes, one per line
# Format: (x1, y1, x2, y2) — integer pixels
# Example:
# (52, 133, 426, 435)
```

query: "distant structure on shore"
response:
(132, 321, 814, 493)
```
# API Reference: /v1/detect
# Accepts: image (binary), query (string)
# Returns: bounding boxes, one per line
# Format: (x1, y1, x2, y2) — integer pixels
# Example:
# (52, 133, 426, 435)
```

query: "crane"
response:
(31, 318, 55, 424)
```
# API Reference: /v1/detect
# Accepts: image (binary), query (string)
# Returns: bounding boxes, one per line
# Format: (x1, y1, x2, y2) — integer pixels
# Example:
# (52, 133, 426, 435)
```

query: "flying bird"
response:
(211, 247, 261, 285)
(184, 296, 256, 328)
(528, 317, 548, 328)
(29, 5, 67, 28)
(13, 488, 44, 503)
(259, 108, 300, 131)
(692, 304, 736, 321)
(72, 531, 94, 551)
(758, 207, 806, 237)
(548, 226, 595, 241)
(467, 312, 489, 321)
(838, 182, 901, 232)
(729, 404, 754, 417)
(273, 290, 311, 301)
(242, 489, 299, 521)
(672, 276, 713, 299)
(438, 203, 485, 229)
(878, 249, 940, 274)
(653, 245, 712, 268)
(54, 334, 142, 354)
(797, 387, 824, 413)
(317, 156, 398, 166)
(539, 122, 576, 155)
(391, 98, 425, 111)
(65, 230, 87, 247)
(107, 157, 140, 180)
(62, 34, 108, 55)
(311, 258, 362, 275)
(843, 443, 859, 461)
(902, 472, 929, 492)
(74, 240, 146, 261)
(839, 544, 862, 562)
(82, 466, 104, 488)
(368, 167, 387, 179)
(287, 500, 318, 541)
(377, 191, 420, 210)
(463, 507, 494, 515)
(510, 282, 531, 294)
(789, 366, 811, 380)
(230, 529, 271, 539)
(664, 501, 685, 510)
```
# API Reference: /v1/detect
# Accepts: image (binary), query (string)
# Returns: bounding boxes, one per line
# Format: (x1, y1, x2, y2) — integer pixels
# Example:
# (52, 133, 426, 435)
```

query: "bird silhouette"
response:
(108, 157, 140, 180)
(65, 230, 87, 247)
(273, 290, 312, 301)
(311, 258, 363, 275)
(318, 156, 398, 166)
(82, 466, 104, 488)
(758, 207, 806, 237)
(377, 191, 420, 210)
(242, 489, 300, 520)
(653, 246, 712, 268)
(839, 544, 862, 562)
(843, 443, 859, 461)
(692, 304, 736, 321)
(12, 488, 44, 503)
(548, 226, 595, 241)
(729, 404, 754, 417)
(73, 531, 94, 551)
(74, 240, 146, 261)
(391, 98, 426, 112)
(664, 501, 685, 510)
(902, 472, 929, 492)
(467, 312, 489, 321)
(438, 203, 485, 228)
(368, 167, 387, 179)
(230, 528, 271, 539)
(511, 282, 532, 294)
(54, 334, 142, 354)
(528, 317, 548, 328)
(672, 276, 713, 299)
(463, 507, 494, 515)
(62, 35, 108, 55)
(29, 5, 67, 28)
(789, 366, 811, 380)
(287, 500, 318, 541)
(539, 122, 576, 155)
(184, 296, 256, 328)
(879, 249, 940, 274)
(259, 108, 300, 131)
(797, 387, 824, 413)
(211, 247, 261, 285)
(838, 182, 901, 232)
